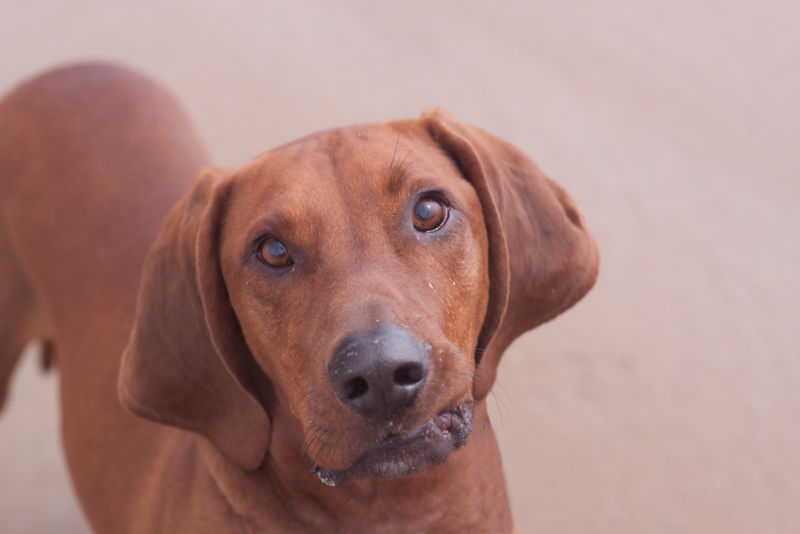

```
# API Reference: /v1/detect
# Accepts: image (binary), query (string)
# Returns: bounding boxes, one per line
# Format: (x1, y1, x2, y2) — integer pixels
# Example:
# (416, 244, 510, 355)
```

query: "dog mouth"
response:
(311, 402, 473, 487)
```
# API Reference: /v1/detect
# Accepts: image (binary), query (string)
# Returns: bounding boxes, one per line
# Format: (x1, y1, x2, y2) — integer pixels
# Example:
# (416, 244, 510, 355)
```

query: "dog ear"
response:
(119, 167, 270, 470)
(423, 109, 599, 400)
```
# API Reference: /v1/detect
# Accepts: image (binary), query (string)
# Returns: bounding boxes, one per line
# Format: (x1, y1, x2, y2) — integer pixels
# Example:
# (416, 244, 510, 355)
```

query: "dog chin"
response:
(312, 402, 474, 487)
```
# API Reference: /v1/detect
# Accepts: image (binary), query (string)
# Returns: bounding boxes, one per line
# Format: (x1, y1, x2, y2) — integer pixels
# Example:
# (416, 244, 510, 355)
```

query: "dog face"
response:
(221, 122, 489, 478)
(119, 110, 599, 478)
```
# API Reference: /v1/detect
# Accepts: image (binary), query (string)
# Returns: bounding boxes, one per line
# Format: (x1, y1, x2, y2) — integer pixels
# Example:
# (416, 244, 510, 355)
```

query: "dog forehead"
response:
(260, 121, 433, 182)
(231, 121, 463, 220)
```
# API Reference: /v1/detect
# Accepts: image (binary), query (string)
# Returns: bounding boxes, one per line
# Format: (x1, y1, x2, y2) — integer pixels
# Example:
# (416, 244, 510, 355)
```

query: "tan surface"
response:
(1, 1, 798, 532)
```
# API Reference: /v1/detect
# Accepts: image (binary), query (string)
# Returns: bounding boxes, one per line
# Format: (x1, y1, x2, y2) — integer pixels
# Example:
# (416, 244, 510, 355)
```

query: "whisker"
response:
(388, 135, 400, 175)
(396, 145, 417, 176)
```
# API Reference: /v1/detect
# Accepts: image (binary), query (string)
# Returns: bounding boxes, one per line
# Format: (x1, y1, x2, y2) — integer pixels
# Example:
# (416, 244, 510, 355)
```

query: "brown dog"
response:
(0, 63, 598, 533)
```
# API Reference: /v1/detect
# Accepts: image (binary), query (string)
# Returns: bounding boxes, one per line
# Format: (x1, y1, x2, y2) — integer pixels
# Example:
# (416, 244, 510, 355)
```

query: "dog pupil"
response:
(414, 198, 446, 232)
(417, 201, 436, 220)
(268, 240, 287, 258)
(416, 199, 443, 225)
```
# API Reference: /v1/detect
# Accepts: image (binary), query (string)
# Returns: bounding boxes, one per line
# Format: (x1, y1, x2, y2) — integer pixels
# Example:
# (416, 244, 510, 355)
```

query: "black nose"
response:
(328, 326, 430, 418)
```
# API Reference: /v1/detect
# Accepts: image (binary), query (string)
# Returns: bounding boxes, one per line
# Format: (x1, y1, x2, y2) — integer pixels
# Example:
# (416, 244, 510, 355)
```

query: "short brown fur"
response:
(0, 64, 598, 533)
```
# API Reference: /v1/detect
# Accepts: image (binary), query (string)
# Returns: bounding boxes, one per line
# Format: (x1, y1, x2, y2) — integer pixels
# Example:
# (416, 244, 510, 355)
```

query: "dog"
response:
(0, 63, 598, 533)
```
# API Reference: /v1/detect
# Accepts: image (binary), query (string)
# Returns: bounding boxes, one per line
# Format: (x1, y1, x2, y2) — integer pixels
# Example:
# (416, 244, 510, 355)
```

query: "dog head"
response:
(119, 110, 598, 482)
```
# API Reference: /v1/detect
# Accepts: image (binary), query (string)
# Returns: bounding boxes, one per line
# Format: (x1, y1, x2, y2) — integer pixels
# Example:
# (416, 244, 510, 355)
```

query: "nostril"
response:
(344, 376, 369, 400)
(393, 363, 424, 386)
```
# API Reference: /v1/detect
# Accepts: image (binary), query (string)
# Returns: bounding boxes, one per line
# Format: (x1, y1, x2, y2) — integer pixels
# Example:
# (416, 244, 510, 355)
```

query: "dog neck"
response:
(200, 400, 514, 533)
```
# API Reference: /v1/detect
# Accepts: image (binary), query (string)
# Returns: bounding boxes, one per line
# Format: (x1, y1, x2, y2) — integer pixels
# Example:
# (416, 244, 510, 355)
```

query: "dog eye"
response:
(413, 197, 447, 232)
(257, 237, 293, 267)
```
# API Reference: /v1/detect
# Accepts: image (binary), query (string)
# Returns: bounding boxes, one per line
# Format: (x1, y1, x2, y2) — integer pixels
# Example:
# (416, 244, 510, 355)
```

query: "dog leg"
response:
(0, 209, 51, 412)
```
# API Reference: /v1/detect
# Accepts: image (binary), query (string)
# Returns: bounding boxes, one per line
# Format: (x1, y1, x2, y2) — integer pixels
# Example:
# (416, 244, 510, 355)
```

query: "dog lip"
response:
(375, 410, 455, 451)
(311, 401, 473, 486)
(372, 401, 472, 455)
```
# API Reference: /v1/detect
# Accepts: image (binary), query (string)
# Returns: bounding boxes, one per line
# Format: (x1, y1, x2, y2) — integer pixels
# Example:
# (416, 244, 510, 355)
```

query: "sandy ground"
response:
(1, 1, 798, 532)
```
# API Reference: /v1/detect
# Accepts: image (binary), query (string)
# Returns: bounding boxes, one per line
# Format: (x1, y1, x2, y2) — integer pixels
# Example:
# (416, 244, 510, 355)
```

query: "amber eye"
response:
(413, 197, 447, 232)
(257, 237, 292, 267)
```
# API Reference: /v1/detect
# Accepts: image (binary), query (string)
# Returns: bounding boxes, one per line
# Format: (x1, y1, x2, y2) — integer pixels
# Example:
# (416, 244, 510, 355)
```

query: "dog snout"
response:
(328, 325, 430, 418)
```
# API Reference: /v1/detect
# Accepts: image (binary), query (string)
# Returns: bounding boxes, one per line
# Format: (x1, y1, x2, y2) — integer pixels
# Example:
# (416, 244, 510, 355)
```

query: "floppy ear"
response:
(119, 167, 270, 470)
(423, 109, 599, 400)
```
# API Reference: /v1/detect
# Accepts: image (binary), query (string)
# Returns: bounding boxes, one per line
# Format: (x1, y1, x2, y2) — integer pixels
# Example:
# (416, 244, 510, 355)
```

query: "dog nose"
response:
(328, 326, 430, 418)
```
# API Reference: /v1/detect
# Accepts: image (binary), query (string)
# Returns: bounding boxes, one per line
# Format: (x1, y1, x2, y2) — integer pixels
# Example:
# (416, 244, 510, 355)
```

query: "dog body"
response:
(0, 64, 598, 533)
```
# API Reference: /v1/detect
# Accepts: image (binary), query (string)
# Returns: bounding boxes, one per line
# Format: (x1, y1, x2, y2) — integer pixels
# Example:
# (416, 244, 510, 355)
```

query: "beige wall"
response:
(1, 1, 798, 532)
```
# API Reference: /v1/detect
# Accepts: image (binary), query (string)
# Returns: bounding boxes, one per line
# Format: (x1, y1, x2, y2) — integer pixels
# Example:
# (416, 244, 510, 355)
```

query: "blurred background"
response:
(1, 1, 798, 532)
